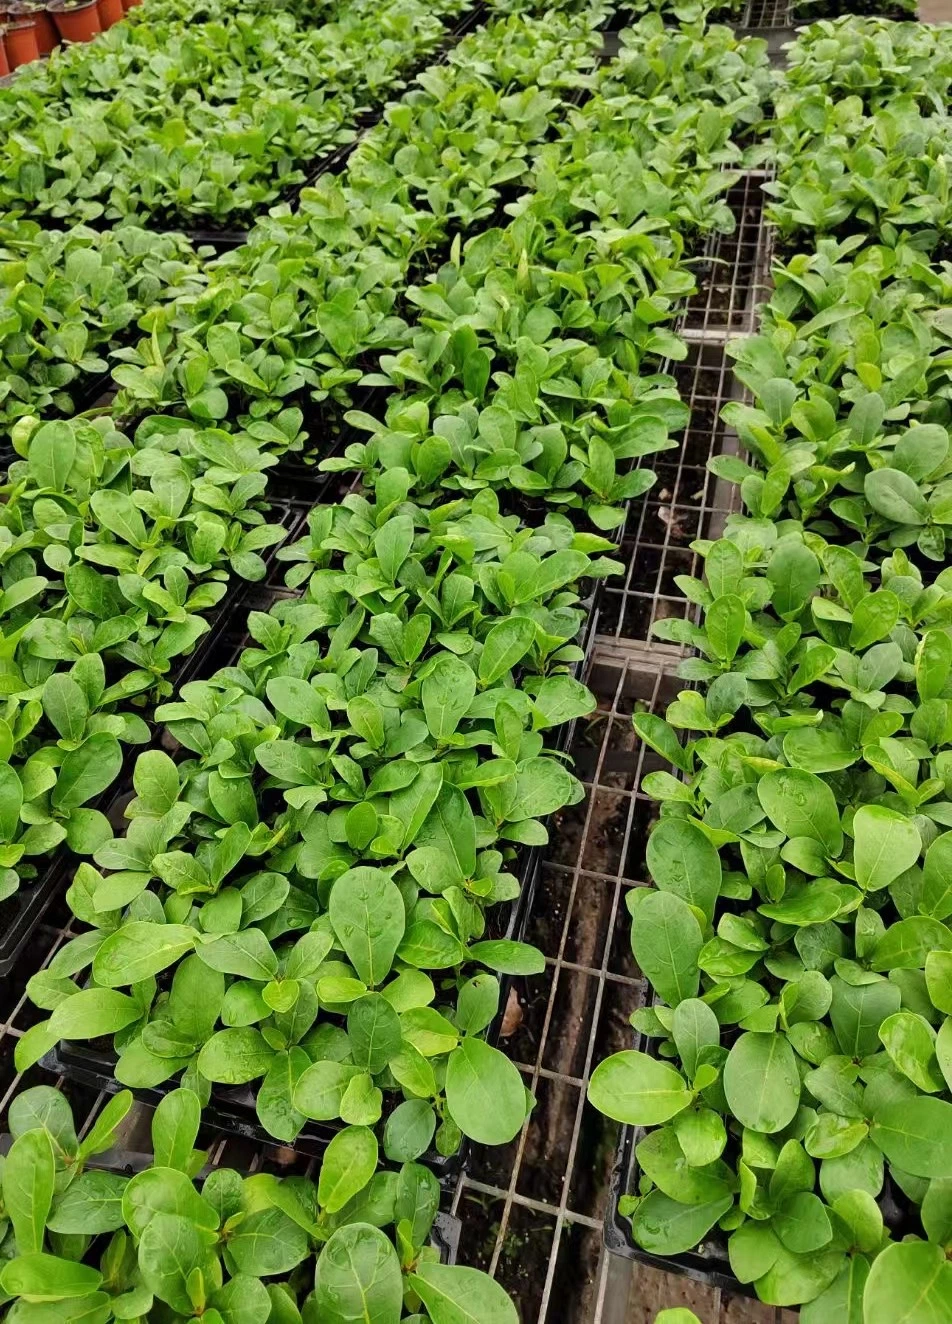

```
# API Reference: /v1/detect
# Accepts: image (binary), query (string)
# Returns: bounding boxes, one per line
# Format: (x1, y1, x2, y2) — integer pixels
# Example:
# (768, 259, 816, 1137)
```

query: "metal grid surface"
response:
(444, 656, 796, 1324)
(597, 171, 772, 647)
(741, 0, 793, 26)
(597, 341, 743, 645)
(682, 174, 773, 340)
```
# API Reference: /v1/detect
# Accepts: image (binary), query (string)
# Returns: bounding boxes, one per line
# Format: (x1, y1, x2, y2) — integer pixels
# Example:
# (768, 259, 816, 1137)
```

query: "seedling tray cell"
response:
(0, 858, 72, 980)
(606, 1109, 747, 1294)
(40, 1040, 463, 1179)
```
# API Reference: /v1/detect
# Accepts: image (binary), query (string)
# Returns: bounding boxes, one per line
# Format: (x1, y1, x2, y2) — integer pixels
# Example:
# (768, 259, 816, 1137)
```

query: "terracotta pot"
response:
(32, 7, 57, 51)
(97, 0, 121, 25)
(121, 0, 140, 10)
(9, 0, 59, 53)
(48, 0, 99, 40)
(0, 33, 10, 74)
(5, 17, 38, 63)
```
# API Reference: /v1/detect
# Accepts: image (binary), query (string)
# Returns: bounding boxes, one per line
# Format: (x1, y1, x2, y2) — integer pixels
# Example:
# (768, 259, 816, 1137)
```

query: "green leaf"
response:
(383, 1099, 436, 1163)
(0, 763, 23, 844)
(927, 951, 952, 1015)
(347, 995, 403, 1075)
(52, 733, 123, 810)
(871, 917, 952, 971)
(409, 1263, 519, 1324)
(198, 930, 278, 981)
(49, 988, 142, 1039)
(864, 1242, 952, 1324)
(3, 1129, 55, 1254)
(390, 764, 443, 852)
(830, 975, 901, 1057)
(755, 1245, 846, 1308)
(93, 922, 197, 987)
(853, 805, 921, 892)
(729, 1222, 781, 1284)
(445, 1039, 527, 1145)
(422, 655, 476, 740)
(257, 1048, 309, 1145)
(871, 1096, 952, 1177)
(152, 1089, 201, 1172)
(637, 1127, 733, 1205)
(468, 940, 544, 975)
(773, 1191, 832, 1253)
(90, 489, 148, 547)
(42, 675, 89, 743)
(227, 1207, 309, 1275)
(630, 1189, 733, 1256)
(849, 591, 900, 650)
(921, 834, 952, 919)
(800, 1256, 868, 1324)
(133, 750, 181, 815)
(478, 617, 537, 686)
(922, 1177, 952, 1246)
(587, 1050, 692, 1125)
(294, 1061, 361, 1122)
(864, 468, 928, 526)
(122, 1168, 218, 1241)
(0, 1251, 102, 1301)
(672, 999, 721, 1080)
(705, 594, 746, 663)
(646, 818, 721, 922)
(79, 1091, 133, 1160)
(374, 515, 415, 585)
(328, 868, 405, 988)
(879, 1011, 944, 1093)
(266, 677, 330, 729)
(767, 541, 820, 617)
(632, 713, 692, 773)
(830, 1190, 882, 1254)
(138, 1212, 216, 1315)
(27, 421, 76, 492)
(416, 784, 477, 881)
(314, 1224, 403, 1324)
(197, 1029, 275, 1085)
(673, 1108, 726, 1167)
(46, 1170, 127, 1235)
(628, 889, 702, 1007)
(723, 1032, 801, 1134)
(318, 1126, 378, 1214)
(757, 768, 842, 855)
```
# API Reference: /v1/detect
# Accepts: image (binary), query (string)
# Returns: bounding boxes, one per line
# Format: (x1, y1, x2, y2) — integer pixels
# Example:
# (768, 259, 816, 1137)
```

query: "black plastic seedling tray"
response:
(0, 1129, 463, 1263)
(605, 1094, 749, 1296)
(39, 590, 598, 1181)
(40, 844, 549, 1186)
(0, 859, 72, 979)
(40, 1041, 467, 1180)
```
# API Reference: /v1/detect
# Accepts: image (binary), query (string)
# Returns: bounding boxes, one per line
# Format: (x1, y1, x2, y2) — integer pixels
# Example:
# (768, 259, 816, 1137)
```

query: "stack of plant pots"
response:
(3, 2, 41, 67)
(0, 0, 120, 68)
(14, 0, 58, 49)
